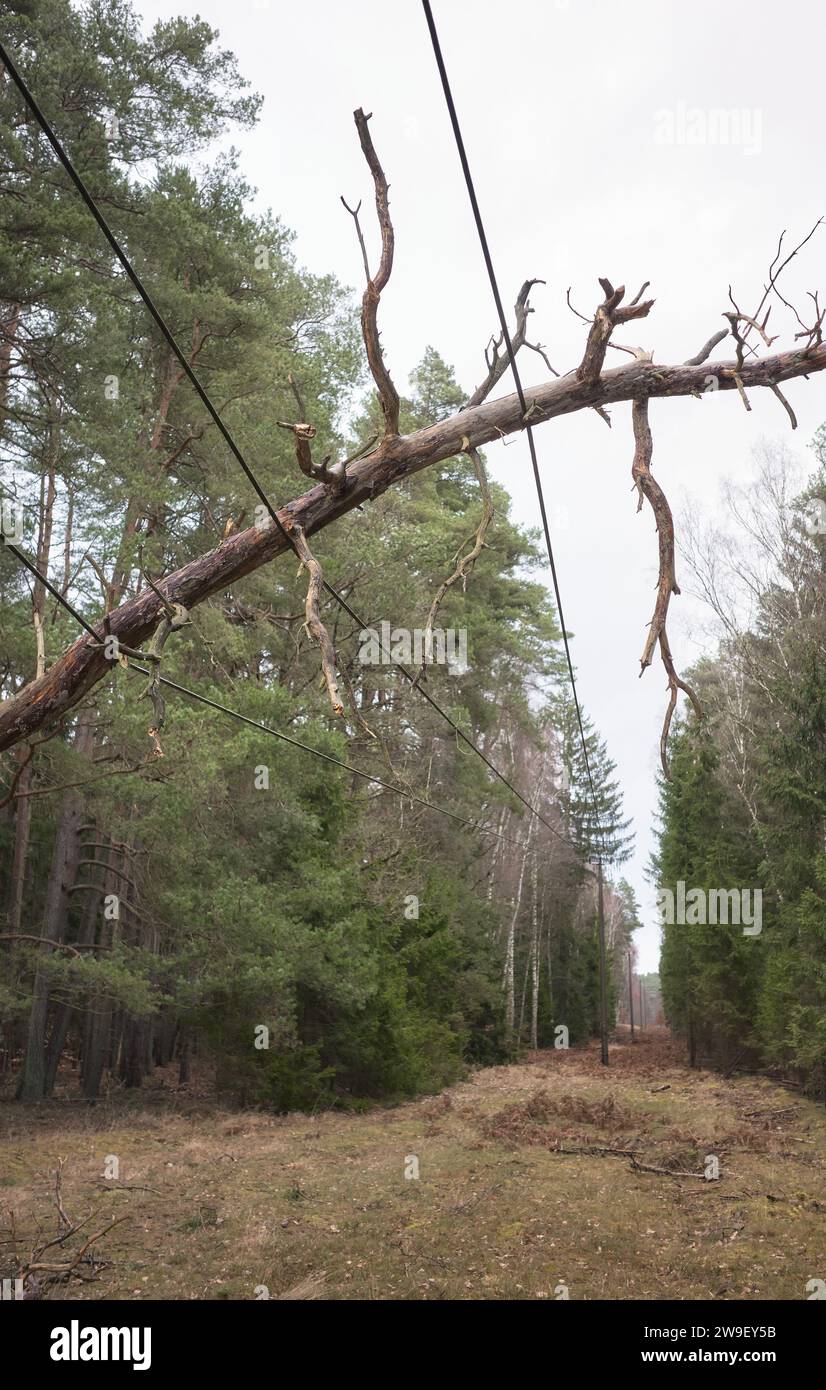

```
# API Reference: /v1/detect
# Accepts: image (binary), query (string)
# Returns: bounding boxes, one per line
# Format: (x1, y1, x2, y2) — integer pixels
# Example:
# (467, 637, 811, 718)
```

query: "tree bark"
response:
(15, 764, 87, 1099)
(120, 1016, 146, 1088)
(0, 301, 20, 414)
(505, 815, 535, 1035)
(44, 858, 102, 1095)
(6, 750, 33, 939)
(178, 1030, 191, 1085)
(530, 848, 540, 1049)
(5, 427, 57, 971)
(82, 1000, 111, 1101)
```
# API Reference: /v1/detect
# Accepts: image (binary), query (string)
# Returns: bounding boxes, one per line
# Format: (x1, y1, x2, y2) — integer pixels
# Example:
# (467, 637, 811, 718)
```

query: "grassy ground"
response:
(1, 1032, 824, 1301)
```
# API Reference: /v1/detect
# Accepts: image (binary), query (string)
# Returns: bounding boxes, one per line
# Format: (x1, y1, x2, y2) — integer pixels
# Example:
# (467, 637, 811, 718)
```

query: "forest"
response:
(2, 0, 826, 1122)
(655, 434, 826, 1095)
(0, 0, 640, 1111)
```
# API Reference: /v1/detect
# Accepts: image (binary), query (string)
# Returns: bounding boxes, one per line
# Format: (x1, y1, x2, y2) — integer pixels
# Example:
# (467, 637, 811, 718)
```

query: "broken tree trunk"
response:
(1, 339, 824, 754)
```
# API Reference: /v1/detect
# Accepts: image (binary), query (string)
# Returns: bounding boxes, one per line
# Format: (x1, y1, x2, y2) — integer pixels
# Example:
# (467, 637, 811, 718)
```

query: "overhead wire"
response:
(421, 0, 608, 862)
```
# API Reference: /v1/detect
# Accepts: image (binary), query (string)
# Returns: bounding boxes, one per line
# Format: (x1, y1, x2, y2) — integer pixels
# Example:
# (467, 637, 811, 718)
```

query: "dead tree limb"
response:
(276, 418, 317, 481)
(629, 1154, 710, 1180)
(343, 108, 400, 438)
(54, 1158, 72, 1231)
(631, 392, 702, 776)
(132, 559, 190, 756)
(72, 858, 137, 888)
(6, 759, 158, 798)
(465, 279, 554, 409)
(14, 1160, 129, 1296)
(338, 661, 378, 742)
(576, 279, 656, 384)
(683, 329, 729, 366)
(417, 437, 493, 683)
(276, 419, 348, 493)
(289, 524, 344, 716)
(743, 217, 824, 351)
(551, 1142, 711, 1180)
(770, 382, 798, 429)
(21, 1214, 128, 1283)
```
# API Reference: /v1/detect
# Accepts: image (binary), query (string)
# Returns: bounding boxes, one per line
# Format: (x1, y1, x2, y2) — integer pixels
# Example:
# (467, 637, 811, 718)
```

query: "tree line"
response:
(654, 434, 826, 1097)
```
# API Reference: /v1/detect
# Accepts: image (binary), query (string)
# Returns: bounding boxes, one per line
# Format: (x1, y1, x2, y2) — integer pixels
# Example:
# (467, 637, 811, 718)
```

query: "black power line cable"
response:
(126, 663, 527, 845)
(2, 538, 99, 640)
(0, 535, 524, 848)
(0, 36, 565, 844)
(421, 0, 606, 858)
(422, 0, 613, 1064)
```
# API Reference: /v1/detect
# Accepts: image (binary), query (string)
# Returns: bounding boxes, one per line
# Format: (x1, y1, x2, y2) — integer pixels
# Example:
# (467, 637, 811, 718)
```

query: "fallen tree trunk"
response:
(1, 338, 825, 753)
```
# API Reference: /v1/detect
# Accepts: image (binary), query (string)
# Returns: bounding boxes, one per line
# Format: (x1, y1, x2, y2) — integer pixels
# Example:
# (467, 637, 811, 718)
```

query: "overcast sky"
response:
(134, 0, 826, 969)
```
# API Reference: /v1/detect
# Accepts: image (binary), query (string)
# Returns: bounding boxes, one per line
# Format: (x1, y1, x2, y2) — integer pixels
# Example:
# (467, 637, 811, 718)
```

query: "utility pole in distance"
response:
(627, 952, 635, 1042)
(597, 860, 609, 1065)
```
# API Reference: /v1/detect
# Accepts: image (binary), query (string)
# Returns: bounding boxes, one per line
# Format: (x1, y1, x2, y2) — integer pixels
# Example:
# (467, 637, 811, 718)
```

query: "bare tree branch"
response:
(7, 758, 158, 798)
(131, 555, 191, 755)
(289, 524, 344, 716)
(276, 418, 318, 480)
(770, 382, 798, 430)
(344, 108, 400, 438)
(277, 373, 373, 493)
(465, 279, 554, 409)
(744, 216, 824, 348)
(683, 329, 729, 366)
(630, 392, 702, 776)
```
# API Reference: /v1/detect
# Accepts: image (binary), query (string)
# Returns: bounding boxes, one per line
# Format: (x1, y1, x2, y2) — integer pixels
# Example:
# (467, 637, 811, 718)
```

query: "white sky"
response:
(134, 0, 826, 969)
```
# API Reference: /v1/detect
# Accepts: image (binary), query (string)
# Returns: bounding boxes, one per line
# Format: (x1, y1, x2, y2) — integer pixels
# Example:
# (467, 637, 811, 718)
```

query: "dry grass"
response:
(1, 1034, 824, 1301)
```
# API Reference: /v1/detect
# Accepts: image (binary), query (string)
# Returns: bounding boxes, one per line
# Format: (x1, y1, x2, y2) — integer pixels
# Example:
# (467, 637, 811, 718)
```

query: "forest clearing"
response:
(2, 1034, 824, 1302)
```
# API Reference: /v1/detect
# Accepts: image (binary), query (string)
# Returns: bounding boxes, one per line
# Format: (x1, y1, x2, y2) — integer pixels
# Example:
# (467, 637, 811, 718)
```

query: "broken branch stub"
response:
(576, 279, 656, 384)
